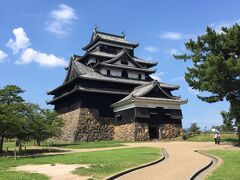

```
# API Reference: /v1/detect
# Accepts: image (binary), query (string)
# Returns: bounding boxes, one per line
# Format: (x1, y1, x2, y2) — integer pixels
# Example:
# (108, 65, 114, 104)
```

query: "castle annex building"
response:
(48, 29, 187, 142)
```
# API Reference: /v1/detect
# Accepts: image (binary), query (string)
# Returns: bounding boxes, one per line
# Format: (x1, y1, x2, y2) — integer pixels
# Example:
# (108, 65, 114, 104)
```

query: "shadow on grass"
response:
(0, 148, 68, 157)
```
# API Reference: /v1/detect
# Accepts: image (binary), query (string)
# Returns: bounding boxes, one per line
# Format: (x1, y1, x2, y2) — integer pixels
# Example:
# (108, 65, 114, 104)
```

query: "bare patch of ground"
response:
(14, 163, 91, 180)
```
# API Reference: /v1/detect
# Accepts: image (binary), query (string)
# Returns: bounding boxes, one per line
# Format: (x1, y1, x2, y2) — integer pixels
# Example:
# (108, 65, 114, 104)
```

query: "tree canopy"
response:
(188, 123, 200, 135)
(174, 24, 240, 142)
(0, 85, 63, 154)
(220, 110, 235, 132)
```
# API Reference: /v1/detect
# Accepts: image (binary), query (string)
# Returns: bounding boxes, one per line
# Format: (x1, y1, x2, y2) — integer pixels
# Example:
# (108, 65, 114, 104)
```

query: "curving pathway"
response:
(116, 141, 238, 180)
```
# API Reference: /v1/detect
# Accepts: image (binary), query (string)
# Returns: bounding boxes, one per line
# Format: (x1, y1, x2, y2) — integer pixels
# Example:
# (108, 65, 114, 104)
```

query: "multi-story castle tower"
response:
(48, 29, 187, 142)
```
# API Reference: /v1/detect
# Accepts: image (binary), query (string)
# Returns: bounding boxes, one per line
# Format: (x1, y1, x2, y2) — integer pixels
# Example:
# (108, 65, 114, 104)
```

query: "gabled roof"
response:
(103, 49, 143, 68)
(133, 57, 158, 67)
(111, 80, 187, 108)
(48, 60, 178, 95)
(83, 31, 139, 50)
(113, 80, 174, 103)
(88, 51, 158, 67)
(92, 31, 128, 43)
(95, 63, 156, 74)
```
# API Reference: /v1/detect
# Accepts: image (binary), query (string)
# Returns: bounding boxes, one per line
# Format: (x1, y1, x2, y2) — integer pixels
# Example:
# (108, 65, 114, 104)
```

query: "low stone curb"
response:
(105, 148, 168, 180)
(189, 150, 219, 180)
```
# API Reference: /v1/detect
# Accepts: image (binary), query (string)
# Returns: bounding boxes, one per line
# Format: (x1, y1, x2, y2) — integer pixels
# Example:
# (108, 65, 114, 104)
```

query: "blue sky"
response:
(0, 0, 239, 129)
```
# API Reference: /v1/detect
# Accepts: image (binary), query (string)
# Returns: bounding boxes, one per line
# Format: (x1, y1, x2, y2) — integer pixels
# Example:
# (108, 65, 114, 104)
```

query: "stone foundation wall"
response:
(58, 106, 183, 142)
(58, 108, 114, 142)
(134, 123, 149, 141)
(58, 108, 81, 142)
(75, 108, 114, 141)
(160, 124, 183, 139)
(114, 123, 135, 141)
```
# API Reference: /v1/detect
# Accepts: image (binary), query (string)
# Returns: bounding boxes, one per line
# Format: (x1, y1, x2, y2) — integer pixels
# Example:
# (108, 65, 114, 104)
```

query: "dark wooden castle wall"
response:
(80, 92, 126, 117)
(135, 107, 182, 125)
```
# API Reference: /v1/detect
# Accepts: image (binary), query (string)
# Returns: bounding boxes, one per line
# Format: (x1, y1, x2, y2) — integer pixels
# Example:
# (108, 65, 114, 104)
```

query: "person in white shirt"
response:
(214, 133, 218, 144)
(217, 133, 221, 145)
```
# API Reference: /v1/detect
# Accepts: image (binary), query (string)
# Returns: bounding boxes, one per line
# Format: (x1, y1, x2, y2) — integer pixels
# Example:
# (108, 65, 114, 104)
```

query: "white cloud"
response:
(160, 32, 182, 40)
(45, 4, 78, 36)
(144, 46, 158, 53)
(160, 31, 191, 40)
(150, 71, 164, 81)
(0, 50, 8, 62)
(168, 48, 180, 55)
(6, 27, 31, 54)
(210, 20, 240, 33)
(17, 48, 67, 67)
(171, 76, 185, 81)
(188, 87, 199, 95)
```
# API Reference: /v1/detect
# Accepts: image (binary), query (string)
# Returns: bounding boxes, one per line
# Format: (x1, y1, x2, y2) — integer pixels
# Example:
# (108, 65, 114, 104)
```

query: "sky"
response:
(0, 0, 239, 130)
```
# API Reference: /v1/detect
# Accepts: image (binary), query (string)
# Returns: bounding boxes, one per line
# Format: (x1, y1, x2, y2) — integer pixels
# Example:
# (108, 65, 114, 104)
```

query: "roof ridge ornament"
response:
(121, 31, 126, 39)
(71, 53, 75, 60)
(93, 25, 98, 33)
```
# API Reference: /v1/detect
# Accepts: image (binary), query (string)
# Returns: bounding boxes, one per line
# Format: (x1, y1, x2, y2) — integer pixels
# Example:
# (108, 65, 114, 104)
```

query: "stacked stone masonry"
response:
(58, 108, 183, 142)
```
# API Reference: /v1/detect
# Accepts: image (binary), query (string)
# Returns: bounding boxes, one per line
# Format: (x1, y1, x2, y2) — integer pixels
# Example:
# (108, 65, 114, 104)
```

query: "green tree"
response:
(188, 123, 200, 135)
(174, 24, 240, 143)
(24, 104, 63, 146)
(220, 110, 235, 132)
(0, 85, 25, 154)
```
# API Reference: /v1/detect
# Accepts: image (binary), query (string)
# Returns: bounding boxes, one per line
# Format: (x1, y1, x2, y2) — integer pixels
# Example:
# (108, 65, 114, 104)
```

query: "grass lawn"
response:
(186, 134, 238, 142)
(0, 147, 160, 180)
(205, 150, 240, 180)
(52, 141, 124, 149)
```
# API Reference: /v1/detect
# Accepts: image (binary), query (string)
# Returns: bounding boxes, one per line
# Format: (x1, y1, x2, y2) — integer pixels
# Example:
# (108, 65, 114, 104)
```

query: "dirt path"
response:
(116, 141, 239, 180)
(14, 164, 91, 180)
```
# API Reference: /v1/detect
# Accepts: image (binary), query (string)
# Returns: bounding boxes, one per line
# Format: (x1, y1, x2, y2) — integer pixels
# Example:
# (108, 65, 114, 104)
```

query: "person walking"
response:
(217, 132, 221, 145)
(214, 133, 218, 144)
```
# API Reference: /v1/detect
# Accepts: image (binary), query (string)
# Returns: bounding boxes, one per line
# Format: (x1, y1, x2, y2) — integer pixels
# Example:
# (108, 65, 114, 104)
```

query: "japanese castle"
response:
(48, 29, 187, 142)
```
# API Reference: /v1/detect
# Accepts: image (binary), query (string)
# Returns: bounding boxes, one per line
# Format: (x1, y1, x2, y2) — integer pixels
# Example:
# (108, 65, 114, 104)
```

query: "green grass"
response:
(205, 150, 240, 180)
(52, 141, 124, 149)
(0, 147, 160, 180)
(186, 134, 238, 142)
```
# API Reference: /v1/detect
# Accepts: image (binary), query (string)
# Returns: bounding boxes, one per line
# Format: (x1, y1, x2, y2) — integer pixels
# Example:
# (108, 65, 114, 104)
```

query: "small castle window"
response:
(115, 114, 122, 121)
(107, 70, 110, 76)
(121, 59, 128, 65)
(121, 71, 128, 78)
(138, 74, 142, 79)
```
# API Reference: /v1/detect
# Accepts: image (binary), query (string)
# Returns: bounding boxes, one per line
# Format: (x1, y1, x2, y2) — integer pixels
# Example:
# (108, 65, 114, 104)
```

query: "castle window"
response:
(107, 69, 110, 76)
(121, 71, 128, 78)
(115, 114, 122, 121)
(121, 59, 128, 65)
(138, 74, 142, 79)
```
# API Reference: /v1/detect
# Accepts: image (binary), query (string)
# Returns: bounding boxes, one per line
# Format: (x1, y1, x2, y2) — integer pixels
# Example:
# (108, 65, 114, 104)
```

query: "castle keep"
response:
(47, 29, 187, 142)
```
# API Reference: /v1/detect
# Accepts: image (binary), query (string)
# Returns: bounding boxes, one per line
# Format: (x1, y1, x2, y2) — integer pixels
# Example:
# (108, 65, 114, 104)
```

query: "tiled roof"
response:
(48, 60, 179, 95)
(73, 60, 147, 85)
(133, 57, 158, 65)
(47, 86, 129, 104)
(93, 31, 130, 44)
(96, 63, 155, 73)
(89, 51, 115, 58)
(88, 51, 158, 66)
(83, 31, 139, 50)
(111, 81, 187, 107)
